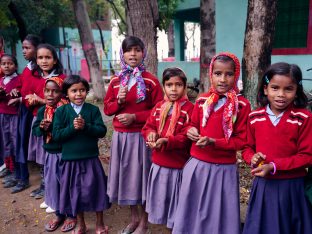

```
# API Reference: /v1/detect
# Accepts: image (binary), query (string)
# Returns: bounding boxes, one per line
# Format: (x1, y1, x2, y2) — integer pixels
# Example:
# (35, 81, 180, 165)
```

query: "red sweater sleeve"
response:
(141, 103, 159, 139)
(273, 114, 312, 170)
(214, 98, 251, 150)
(103, 78, 124, 116)
(242, 116, 256, 165)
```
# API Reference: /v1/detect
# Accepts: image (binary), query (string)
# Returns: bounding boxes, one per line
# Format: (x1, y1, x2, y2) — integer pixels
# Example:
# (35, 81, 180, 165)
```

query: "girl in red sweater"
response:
(142, 67, 193, 229)
(242, 62, 312, 234)
(0, 54, 21, 187)
(172, 52, 251, 234)
(104, 36, 163, 234)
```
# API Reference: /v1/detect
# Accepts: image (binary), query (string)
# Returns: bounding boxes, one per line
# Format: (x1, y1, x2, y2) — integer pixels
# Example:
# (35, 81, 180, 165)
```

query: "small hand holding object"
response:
(116, 113, 135, 126)
(146, 132, 158, 148)
(187, 127, 200, 141)
(40, 119, 52, 131)
(251, 152, 266, 167)
(118, 85, 128, 104)
(8, 88, 20, 98)
(251, 163, 274, 177)
(25, 93, 44, 106)
(195, 136, 215, 147)
(73, 114, 85, 130)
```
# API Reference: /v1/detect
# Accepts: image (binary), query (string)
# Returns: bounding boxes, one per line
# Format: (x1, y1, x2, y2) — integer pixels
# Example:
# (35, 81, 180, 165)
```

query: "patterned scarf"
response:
(119, 47, 147, 103)
(158, 94, 188, 137)
(43, 77, 67, 143)
(202, 52, 240, 141)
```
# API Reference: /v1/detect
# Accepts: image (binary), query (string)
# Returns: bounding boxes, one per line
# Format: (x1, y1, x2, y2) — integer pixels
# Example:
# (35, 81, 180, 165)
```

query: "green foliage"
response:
(158, 0, 181, 31)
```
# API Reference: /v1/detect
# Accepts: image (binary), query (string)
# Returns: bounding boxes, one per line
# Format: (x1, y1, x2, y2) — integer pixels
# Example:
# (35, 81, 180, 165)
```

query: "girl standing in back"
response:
(142, 67, 193, 229)
(104, 36, 163, 234)
(172, 52, 251, 234)
(53, 75, 110, 234)
(242, 62, 312, 234)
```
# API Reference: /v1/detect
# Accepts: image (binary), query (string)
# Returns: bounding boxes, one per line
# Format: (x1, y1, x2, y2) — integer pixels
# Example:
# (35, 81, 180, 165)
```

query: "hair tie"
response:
(265, 76, 270, 84)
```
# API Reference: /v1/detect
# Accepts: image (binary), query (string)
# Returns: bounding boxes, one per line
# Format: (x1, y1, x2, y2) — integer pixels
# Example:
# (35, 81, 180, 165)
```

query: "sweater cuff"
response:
(214, 138, 227, 149)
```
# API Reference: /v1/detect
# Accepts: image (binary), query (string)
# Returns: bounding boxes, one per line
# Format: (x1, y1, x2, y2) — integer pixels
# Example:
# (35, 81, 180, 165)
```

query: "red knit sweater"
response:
(103, 71, 163, 132)
(189, 94, 251, 164)
(142, 100, 194, 169)
(242, 106, 312, 179)
(0, 75, 21, 115)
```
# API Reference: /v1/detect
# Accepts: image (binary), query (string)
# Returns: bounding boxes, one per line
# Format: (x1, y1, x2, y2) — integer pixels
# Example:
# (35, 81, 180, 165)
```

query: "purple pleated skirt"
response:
(146, 163, 182, 228)
(27, 117, 45, 165)
(59, 157, 111, 216)
(15, 104, 33, 163)
(172, 157, 241, 234)
(108, 131, 152, 205)
(0, 114, 18, 160)
(44, 152, 61, 210)
(243, 177, 312, 234)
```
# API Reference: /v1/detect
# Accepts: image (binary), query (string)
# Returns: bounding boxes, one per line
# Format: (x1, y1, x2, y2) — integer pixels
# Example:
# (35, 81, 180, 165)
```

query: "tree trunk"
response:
(72, 0, 106, 100)
(242, 0, 277, 109)
(125, 0, 159, 75)
(8, 1, 27, 41)
(200, 0, 215, 93)
(168, 21, 175, 57)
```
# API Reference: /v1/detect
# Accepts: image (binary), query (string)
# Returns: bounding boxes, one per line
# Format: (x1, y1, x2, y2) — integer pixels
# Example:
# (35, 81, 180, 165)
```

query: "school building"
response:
(158, 0, 312, 90)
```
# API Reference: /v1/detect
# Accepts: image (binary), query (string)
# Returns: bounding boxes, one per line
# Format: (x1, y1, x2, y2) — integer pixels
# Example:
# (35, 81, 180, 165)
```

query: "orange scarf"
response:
(202, 52, 240, 141)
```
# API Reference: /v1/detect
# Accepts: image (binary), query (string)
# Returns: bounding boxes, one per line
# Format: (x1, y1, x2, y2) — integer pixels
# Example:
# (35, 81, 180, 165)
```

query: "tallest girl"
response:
(104, 36, 163, 234)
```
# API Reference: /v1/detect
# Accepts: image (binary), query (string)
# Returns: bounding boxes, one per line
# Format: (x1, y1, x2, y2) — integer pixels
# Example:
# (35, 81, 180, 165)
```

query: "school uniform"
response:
(0, 73, 20, 161)
(53, 102, 110, 216)
(142, 99, 193, 228)
(242, 105, 312, 234)
(104, 71, 163, 205)
(172, 95, 251, 234)
(32, 106, 62, 210)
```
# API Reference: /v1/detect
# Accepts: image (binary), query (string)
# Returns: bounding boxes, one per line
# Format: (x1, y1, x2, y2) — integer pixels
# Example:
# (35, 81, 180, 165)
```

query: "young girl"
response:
(53, 75, 110, 234)
(0, 54, 21, 187)
(141, 67, 193, 229)
(27, 43, 65, 199)
(32, 77, 76, 232)
(104, 36, 163, 234)
(9, 34, 41, 194)
(242, 62, 312, 234)
(172, 52, 251, 234)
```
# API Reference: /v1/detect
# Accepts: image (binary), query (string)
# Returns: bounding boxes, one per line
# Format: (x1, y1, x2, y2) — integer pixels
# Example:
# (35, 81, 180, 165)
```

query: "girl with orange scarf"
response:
(172, 52, 251, 234)
(142, 67, 194, 229)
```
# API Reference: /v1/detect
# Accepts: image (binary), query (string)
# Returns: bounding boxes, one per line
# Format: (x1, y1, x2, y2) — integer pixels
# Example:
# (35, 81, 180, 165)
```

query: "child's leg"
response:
(95, 211, 108, 234)
(130, 205, 140, 227)
(75, 212, 87, 233)
(133, 205, 148, 234)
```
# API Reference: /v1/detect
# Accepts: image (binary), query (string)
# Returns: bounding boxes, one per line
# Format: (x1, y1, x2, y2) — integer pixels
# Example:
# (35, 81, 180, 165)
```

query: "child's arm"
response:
(103, 80, 124, 116)
(271, 115, 312, 171)
(242, 118, 257, 164)
(213, 100, 251, 150)
(52, 107, 77, 141)
(82, 107, 107, 138)
(142, 104, 159, 148)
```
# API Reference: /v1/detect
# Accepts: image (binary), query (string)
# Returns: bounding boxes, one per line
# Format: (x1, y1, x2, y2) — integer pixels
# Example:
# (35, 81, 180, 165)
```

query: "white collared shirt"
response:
(3, 72, 18, 85)
(71, 102, 84, 114)
(214, 95, 227, 111)
(266, 105, 284, 126)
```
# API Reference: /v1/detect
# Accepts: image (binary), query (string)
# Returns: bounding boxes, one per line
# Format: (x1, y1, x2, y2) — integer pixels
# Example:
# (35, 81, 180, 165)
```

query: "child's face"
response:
(67, 82, 87, 106)
(0, 57, 17, 76)
(22, 40, 36, 61)
(264, 74, 297, 116)
(123, 45, 143, 68)
(44, 81, 62, 107)
(36, 48, 56, 76)
(211, 60, 235, 95)
(163, 76, 185, 102)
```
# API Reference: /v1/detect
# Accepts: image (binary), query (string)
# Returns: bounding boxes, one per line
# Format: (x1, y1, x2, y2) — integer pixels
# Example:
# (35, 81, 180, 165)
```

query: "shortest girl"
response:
(142, 67, 193, 229)
(53, 75, 110, 234)
(242, 62, 312, 234)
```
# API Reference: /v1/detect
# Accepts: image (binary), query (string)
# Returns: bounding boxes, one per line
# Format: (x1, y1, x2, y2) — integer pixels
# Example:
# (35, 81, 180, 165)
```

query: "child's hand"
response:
(40, 119, 52, 131)
(251, 152, 266, 167)
(73, 114, 85, 130)
(187, 127, 200, 141)
(116, 113, 135, 126)
(7, 97, 21, 106)
(154, 138, 168, 149)
(251, 163, 274, 177)
(118, 85, 128, 104)
(195, 136, 215, 147)
(147, 132, 158, 143)
(8, 88, 20, 98)
(25, 94, 45, 106)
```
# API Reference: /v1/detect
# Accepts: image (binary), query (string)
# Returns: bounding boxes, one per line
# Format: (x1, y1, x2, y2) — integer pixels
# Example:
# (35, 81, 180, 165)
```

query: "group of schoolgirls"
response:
(104, 36, 312, 234)
(1, 33, 312, 234)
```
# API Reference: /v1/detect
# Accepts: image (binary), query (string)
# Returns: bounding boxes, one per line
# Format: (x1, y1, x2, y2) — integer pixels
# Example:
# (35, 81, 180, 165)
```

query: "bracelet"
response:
(270, 162, 276, 175)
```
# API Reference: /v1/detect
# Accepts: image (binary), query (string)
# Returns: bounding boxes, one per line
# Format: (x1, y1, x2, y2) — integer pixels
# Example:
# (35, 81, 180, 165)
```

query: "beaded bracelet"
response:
(270, 162, 276, 175)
